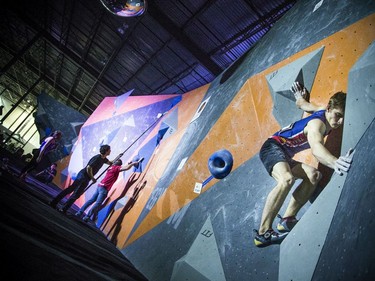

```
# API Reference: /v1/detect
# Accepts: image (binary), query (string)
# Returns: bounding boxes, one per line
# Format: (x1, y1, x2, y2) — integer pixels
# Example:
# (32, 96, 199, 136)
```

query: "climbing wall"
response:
(280, 35, 375, 281)
(64, 0, 375, 280)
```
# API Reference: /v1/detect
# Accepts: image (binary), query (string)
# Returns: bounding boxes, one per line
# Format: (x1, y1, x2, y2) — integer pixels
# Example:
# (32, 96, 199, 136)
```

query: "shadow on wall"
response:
(107, 180, 147, 245)
(99, 172, 141, 230)
(310, 126, 343, 203)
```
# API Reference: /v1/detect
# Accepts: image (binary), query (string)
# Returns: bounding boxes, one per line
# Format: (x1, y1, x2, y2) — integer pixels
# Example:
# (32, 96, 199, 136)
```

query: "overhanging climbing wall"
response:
(66, 1, 375, 280)
(280, 35, 375, 281)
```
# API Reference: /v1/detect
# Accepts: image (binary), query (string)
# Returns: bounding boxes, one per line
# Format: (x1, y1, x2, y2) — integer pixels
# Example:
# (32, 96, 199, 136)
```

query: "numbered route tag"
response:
(193, 175, 214, 194)
(193, 182, 203, 194)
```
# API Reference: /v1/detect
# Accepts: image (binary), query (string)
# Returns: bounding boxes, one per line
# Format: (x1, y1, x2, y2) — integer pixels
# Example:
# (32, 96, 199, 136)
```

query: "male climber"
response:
(253, 82, 354, 247)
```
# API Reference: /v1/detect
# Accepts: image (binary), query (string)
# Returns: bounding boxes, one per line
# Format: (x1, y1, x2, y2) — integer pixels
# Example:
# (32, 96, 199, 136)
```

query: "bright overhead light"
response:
(100, 0, 147, 18)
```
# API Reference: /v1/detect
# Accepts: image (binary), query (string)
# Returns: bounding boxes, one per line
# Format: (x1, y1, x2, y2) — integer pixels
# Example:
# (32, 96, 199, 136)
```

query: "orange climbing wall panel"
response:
(102, 14, 375, 248)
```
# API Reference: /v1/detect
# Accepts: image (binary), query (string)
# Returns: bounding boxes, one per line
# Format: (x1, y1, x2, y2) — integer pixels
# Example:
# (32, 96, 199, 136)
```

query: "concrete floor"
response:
(0, 161, 148, 281)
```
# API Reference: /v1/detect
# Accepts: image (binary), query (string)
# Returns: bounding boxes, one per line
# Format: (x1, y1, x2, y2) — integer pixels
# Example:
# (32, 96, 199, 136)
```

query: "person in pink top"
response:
(75, 157, 143, 222)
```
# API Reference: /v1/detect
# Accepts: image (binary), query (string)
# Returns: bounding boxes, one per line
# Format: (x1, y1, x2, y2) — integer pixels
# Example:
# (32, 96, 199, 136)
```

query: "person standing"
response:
(253, 82, 354, 247)
(20, 130, 62, 180)
(49, 144, 113, 213)
(76, 157, 144, 222)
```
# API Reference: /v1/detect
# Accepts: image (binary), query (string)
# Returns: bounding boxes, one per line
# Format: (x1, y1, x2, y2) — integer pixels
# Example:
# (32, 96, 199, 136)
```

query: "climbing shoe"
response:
(75, 211, 83, 218)
(57, 208, 66, 214)
(253, 229, 288, 248)
(277, 214, 298, 233)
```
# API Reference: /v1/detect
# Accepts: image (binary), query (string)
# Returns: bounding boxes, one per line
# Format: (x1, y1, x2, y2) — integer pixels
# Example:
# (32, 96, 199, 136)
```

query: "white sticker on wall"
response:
(191, 96, 211, 123)
(313, 0, 324, 12)
(177, 157, 188, 171)
(193, 182, 203, 194)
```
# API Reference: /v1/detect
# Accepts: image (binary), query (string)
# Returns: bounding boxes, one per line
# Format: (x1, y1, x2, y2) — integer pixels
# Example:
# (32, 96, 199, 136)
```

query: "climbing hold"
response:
(208, 149, 233, 179)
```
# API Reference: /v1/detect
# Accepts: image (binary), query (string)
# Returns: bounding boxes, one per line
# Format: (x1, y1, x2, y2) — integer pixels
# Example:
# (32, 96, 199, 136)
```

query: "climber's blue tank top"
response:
(271, 110, 327, 157)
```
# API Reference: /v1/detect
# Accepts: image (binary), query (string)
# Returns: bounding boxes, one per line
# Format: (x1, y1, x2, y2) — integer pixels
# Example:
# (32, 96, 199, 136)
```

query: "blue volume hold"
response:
(208, 149, 233, 179)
